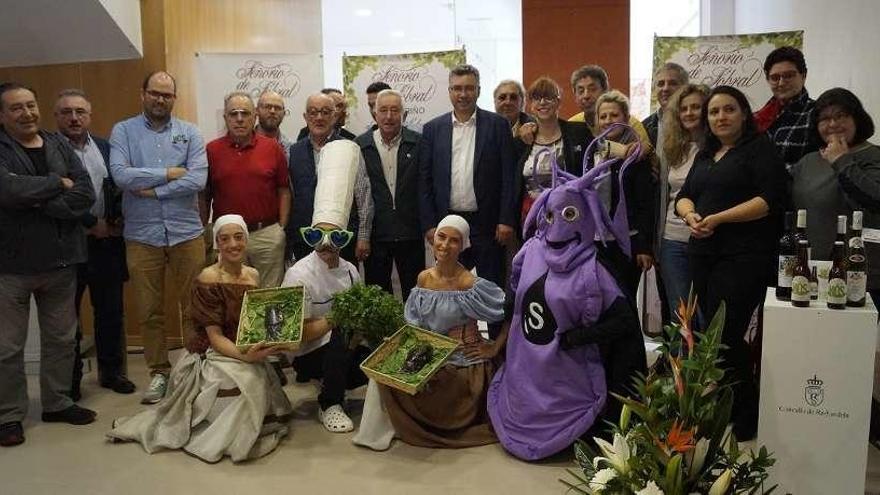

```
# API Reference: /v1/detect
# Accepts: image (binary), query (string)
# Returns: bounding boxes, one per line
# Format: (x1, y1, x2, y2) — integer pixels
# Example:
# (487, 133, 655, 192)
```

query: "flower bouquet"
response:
(562, 293, 776, 495)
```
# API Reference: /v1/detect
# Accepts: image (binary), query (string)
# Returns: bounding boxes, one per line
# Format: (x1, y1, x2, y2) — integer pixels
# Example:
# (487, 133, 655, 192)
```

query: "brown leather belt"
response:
(246, 219, 278, 232)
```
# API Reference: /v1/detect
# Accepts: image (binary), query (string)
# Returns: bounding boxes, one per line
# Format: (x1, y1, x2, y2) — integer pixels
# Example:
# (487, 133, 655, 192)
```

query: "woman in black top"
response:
(514, 76, 591, 225)
(675, 86, 787, 441)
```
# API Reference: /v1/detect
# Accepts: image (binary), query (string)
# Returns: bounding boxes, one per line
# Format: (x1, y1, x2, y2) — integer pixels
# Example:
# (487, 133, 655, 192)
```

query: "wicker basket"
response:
(360, 324, 460, 395)
(236, 285, 305, 351)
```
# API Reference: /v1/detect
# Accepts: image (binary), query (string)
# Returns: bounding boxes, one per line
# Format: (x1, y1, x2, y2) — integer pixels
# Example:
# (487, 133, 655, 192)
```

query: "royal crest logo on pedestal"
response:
(804, 374, 825, 407)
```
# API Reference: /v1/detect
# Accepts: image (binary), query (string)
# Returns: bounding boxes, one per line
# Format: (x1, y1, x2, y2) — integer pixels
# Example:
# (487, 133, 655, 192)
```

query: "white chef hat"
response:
(435, 214, 471, 250)
(212, 214, 248, 250)
(312, 140, 361, 229)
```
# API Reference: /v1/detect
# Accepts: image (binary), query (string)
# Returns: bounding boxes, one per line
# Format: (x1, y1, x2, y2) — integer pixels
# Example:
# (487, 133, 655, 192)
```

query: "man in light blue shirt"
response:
(109, 71, 207, 404)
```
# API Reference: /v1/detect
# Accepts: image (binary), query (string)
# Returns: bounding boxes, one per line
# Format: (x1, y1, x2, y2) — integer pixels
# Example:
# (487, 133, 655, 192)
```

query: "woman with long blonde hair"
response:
(656, 84, 709, 312)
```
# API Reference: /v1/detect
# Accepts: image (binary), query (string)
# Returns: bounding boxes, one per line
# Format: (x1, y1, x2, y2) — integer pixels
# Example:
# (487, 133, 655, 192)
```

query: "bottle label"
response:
(792, 275, 811, 302)
(847, 270, 867, 301)
(777, 255, 795, 287)
(851, 237, 864, 250)
(850, 253, 866, 264)
(827, 278, 847, 305)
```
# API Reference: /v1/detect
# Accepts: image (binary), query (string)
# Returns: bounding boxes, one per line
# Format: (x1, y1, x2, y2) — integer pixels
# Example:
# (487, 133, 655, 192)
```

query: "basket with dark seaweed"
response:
(360, 324, 459, 395)
(236, 286, 305, 351)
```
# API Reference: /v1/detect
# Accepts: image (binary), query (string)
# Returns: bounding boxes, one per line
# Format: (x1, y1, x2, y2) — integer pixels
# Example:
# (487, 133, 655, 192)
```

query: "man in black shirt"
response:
(0, 82, 97, 447)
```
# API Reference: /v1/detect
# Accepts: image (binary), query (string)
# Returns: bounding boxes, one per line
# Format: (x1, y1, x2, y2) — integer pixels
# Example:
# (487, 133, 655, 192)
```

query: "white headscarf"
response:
(212, 214, 248, 250)
(435, 214, 471, 250)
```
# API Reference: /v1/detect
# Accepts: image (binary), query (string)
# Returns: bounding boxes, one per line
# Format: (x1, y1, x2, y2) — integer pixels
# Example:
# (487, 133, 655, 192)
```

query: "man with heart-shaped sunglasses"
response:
(282, 140, 370, 434)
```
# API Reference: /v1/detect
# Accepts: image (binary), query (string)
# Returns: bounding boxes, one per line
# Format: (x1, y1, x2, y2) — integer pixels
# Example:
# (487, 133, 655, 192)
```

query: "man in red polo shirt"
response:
(204, 91, 291, 287)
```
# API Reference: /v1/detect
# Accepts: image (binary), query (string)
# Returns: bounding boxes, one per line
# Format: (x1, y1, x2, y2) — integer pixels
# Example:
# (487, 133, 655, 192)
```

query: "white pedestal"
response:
(758, 290, 878, 495)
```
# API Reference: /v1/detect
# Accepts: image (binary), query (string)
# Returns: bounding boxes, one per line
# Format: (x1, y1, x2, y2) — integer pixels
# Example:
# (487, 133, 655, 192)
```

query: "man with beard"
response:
(109, 71, 207, 405)
(255, 90, 292, 159)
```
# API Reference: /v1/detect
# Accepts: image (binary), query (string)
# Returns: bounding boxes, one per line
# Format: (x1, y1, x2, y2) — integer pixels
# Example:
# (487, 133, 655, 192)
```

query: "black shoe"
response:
(0, 422, 24, 447)
(42, 404, 96, 425)
(100, 375, 136, 394)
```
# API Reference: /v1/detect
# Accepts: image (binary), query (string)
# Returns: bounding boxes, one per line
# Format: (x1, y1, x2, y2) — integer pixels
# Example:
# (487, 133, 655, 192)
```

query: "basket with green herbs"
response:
(326, 283, 406, 347)
(360, 324, 459, 395)
(236, 286, 305, 351)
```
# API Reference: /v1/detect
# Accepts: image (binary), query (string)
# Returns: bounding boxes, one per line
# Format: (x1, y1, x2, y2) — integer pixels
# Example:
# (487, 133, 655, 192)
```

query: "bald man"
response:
(255, 90, 292, 158)
(286, 94, 373, 267)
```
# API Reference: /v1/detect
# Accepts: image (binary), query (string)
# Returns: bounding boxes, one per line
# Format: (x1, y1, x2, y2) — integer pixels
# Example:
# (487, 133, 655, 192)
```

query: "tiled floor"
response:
(4, 351, 879, 495)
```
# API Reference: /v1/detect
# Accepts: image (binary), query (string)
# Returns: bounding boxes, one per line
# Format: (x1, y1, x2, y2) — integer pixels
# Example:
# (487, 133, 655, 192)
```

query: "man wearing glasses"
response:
(754, 46, 818, 168)
(109, 71, 207, 405)
(204, 92, 290, 288)
(419, 64, 516, 339)
(286, 93, 372, 266)
(54, 89, 135, 401)
(255, 90, 292, 159)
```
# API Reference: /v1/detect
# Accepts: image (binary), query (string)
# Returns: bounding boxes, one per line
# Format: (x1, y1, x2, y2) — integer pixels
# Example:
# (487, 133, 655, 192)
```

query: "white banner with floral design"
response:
(342, 49, 466, 135)
(651, 31, 804, 111)
(195, 52, 323, 140)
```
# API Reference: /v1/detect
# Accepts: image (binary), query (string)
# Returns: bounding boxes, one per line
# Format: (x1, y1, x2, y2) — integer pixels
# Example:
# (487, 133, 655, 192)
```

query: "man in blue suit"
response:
(419, 64, 516, 338)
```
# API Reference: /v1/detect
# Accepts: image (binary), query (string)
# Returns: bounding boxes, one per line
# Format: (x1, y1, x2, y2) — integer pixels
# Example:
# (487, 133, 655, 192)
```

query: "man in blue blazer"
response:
(419, 65, 516, 337)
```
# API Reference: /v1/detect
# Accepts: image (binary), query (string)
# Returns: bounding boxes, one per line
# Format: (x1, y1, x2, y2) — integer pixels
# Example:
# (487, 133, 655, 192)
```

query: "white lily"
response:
(592, 433, 632, 474)
(635, 480, 665, 495)
(589, 468, 618, 492)
(708, 469, 733, 495)
(686, 437, 710, 476)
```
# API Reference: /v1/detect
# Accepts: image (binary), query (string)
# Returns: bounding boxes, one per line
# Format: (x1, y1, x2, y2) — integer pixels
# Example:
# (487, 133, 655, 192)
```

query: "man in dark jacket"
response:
(356, 89, 424, 301)
(0, 82, 97, 448)
(54, 89, 135, 401)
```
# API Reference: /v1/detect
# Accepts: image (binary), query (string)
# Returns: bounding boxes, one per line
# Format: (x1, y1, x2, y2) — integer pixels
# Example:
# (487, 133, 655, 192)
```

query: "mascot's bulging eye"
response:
(544, 210, 554, 224)
(561, 206, 580, 222)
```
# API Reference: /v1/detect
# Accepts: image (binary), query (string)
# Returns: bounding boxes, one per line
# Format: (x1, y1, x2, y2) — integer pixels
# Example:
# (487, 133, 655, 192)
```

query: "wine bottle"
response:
(792, 239, 812, 307)
(827, 240, 847, 309)
(776, 211, 796, 301)
(847, 211, 867, 307)
(796, 209, 810, 259)
(810, 266, 819, 300)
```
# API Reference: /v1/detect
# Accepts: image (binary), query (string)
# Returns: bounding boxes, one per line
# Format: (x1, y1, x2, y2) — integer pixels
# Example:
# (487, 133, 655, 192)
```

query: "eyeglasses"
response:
(768, 71, 800, 83)
(225, 109, 253, 118)
(530, 95, 559, 104)
(300, 226, 353, 249)
(259, 103, 286, 113)
(449, 85, 478, 94)
(306, 108, 334, 118)
(818, 111, 852, 125)
(58, 108, 90, 117)
(145, 89, 176, 101)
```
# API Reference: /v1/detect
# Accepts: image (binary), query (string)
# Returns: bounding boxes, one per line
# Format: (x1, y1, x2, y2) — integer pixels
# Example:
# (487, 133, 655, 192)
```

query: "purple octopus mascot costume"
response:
(488, 125, 646, 461)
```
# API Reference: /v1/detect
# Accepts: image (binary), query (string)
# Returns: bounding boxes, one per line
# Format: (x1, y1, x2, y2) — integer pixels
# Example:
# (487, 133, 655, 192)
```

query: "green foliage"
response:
(237, 287, 304, 346)
(375, 331, 449, 385)
(326, 283, 405, 346)
(561, 293, 776, 494)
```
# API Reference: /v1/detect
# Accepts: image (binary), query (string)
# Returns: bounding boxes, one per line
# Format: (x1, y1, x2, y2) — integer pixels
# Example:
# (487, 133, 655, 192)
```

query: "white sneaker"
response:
(319, 404, 354, 433)
(141, 373, 168, 405)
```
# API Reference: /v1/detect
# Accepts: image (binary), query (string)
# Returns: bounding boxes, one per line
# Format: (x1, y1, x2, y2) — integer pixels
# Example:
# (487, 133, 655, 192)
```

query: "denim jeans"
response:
(659, 238, 691, 313)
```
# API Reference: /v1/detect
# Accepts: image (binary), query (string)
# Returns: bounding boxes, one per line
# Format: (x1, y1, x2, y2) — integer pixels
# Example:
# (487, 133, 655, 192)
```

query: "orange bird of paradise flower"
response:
(676, 295, 698, 357)
(668, 354, 684, 398)
(665, 420, 697, 453)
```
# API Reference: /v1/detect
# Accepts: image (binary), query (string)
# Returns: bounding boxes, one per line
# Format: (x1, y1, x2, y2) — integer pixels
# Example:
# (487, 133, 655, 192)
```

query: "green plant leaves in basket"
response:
(237, 287, 304, 348)
(326, 283, 405, 347)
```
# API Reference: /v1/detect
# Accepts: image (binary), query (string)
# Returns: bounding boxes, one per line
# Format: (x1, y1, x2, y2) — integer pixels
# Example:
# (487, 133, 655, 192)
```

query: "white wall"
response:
(707, 0, 880, 122)
(321, 0, 521, 112)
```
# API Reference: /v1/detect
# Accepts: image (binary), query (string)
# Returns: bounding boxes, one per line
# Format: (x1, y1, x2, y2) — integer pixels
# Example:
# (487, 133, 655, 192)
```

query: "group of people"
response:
(1, 44, 877, 463)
